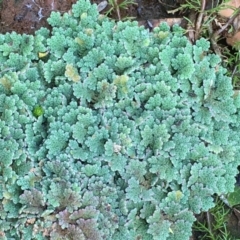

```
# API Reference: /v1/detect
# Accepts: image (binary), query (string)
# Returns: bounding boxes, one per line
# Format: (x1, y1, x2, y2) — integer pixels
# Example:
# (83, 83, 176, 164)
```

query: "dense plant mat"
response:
(0, 0, 240, 239)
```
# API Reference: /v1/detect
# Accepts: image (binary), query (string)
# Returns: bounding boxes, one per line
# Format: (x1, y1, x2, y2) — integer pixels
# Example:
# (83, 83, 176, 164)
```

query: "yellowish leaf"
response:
(113, 75, 129, 93)
(65, 64, 80, 82)
(75, 37, 84, 46)
(0, 76, 11, 90)
(175, 190, 183, 201)
(38, 51, 49, 58)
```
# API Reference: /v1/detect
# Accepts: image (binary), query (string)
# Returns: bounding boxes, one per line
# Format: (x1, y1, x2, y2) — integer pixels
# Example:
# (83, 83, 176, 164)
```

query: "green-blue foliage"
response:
(0, 0, 240, 239)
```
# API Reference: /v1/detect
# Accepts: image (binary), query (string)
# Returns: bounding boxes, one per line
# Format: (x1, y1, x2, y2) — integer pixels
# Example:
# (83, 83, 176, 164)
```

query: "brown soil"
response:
(0, 0, 77, 34)
(0, 0, 184, 34)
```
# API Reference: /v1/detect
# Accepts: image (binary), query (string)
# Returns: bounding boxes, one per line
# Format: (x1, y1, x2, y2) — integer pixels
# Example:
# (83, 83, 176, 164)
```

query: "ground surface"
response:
(0, 0, 77, 34)
(0, 0, 184, 34)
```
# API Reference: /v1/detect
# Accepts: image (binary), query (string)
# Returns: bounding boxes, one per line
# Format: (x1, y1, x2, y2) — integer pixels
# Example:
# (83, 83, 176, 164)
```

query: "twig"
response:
(206, 211, 213, 237)
(195, 0, 206, 40)
(232, 64, 238, 78)
(207, 17, 221, 55)
(208, 6, 240, 55)
(114, 0, 121, 20)
(0, 67, 15, 74)
(212, 6, 240, 41)
(158, 0, 176, 9)
(186, 11, 196, 43)
(167, 7, 182, 15)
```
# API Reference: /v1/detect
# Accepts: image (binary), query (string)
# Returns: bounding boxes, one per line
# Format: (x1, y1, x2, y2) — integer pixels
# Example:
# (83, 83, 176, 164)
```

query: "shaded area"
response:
(95, 0, 183, 20)
(0, 0, 183, 34)
(136, 0, 182, 20)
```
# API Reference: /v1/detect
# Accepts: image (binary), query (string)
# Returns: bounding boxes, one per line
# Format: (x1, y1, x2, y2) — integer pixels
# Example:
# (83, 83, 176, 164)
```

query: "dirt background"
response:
(0, 0, 185, 34)
(0, 0, 77, 34)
